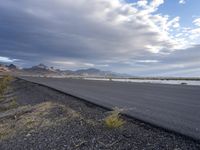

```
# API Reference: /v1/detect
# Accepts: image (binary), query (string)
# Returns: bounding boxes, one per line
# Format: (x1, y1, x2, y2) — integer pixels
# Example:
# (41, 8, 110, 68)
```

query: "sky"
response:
(0, 0, 200, 77)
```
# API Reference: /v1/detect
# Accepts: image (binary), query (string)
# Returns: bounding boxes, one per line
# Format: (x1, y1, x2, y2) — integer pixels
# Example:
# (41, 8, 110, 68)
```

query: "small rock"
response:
(26, 133, 31, 137)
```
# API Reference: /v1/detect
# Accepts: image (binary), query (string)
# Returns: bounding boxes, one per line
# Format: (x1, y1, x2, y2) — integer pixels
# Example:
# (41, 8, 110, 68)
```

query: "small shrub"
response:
(104, 108, 125, 128)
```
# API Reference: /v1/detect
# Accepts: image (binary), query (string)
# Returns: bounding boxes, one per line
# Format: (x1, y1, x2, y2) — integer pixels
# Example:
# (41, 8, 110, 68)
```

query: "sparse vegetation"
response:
(0, 127, 11, 140)
(9, 99, 19, 109)
(0, 98, 19, 112)
(0, 75, 13, 96)
(0, 76, 18, 112)
(0, 101, 82, 139)
(104, 108, 125, 128)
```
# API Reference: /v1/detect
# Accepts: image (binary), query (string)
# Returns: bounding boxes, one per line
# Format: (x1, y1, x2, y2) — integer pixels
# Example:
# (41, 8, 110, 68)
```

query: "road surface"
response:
(21, 77, 200, 140)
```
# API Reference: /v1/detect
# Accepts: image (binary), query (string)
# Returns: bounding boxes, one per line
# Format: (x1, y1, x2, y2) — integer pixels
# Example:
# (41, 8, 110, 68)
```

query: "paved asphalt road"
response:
(21, 77, 200, 140)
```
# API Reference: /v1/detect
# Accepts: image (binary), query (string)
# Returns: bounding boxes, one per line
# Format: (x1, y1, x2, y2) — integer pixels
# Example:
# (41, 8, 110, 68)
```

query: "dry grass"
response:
(0, 75, 13, 96)
(0, 101, 82, 140)
(0, 98, 19, 112)
(9, 99, 19, 109)
(0, 75, 17, 111)
(0, 123, 13, 140)
(104, 108, 125, 128)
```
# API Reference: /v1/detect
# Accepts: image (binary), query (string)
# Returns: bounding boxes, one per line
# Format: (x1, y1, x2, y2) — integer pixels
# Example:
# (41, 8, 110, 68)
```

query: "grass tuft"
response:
(104, 108, 125, 128)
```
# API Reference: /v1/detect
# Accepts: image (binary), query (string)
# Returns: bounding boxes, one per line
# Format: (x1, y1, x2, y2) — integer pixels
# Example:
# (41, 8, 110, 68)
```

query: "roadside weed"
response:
(104, 108, 125, 128)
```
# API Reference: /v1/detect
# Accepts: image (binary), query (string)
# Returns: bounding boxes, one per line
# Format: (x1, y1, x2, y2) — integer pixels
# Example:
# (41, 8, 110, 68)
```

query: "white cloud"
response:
(179, 0, 186, 4)
(167, 17, 180, 28)
(83, 63, 95, 67)
(193, 18, 200, 26)
(0, 56, 18, 63)
(145, 45, 163, 53)
(150, 0, 164, 8)
(137, 0, 148, 7)
(52, 61, 76, 66)
(136, 60, 159, 63)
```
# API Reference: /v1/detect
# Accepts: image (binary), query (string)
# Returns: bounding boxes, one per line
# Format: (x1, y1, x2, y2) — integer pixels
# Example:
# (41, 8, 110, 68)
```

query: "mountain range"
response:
(0, 63, 128, 78)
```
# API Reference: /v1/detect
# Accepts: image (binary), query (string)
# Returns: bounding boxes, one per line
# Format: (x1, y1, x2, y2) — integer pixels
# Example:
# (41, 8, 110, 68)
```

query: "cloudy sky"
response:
(0, 0, 200, 76)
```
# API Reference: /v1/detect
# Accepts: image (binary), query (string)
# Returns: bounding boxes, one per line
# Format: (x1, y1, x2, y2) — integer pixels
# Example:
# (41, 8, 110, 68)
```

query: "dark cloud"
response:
(0, 0, 199, 76)
(122, 45, 200, 76)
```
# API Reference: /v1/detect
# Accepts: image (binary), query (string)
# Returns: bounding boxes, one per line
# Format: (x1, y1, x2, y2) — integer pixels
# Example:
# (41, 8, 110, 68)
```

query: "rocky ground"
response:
(0, 78, 199, 150)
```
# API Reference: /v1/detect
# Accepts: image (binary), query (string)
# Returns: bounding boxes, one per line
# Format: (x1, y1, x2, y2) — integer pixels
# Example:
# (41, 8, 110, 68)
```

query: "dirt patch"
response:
(0, 78, 199, 150)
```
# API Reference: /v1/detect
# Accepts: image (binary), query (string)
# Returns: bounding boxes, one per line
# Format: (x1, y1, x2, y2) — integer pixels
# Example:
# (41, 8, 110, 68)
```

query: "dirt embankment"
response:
(0, 78, 199, 150)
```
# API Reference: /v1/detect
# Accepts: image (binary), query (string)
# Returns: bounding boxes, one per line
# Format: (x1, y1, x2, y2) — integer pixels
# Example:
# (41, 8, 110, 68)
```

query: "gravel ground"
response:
(0, 78, 199, 150)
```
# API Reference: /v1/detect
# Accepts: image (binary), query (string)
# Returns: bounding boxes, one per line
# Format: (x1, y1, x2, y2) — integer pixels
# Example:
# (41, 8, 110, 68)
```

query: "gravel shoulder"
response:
(0, 78, 199, 150)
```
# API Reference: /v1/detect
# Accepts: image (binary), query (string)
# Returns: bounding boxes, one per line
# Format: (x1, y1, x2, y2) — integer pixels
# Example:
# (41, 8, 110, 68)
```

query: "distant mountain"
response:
(7, 64, 18, 70)
(24, 64, 53, 72)
(23, 64, 58, 75)
(74, 68, 114, 77)
(0, 63, 128, 77)
(28, 64, 54, 71)
(31, 64, 49, 70)
(22, 65, 123, 77)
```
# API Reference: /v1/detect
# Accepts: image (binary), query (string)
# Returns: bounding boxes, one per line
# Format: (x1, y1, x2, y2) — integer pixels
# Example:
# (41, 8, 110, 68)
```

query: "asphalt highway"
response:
(21, 77, 200, 140)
